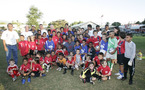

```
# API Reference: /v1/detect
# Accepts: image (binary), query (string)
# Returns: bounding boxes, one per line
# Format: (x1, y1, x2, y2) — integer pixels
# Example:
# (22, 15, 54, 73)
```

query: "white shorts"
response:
(106, 52, 117, 59)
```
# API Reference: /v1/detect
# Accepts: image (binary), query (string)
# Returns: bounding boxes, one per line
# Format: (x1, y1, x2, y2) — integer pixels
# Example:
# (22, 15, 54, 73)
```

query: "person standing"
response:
(88, 24, 94, 37)
(39, 24, 48, 35)
(1, 23, 19, 65)
(21, 25, 33, 40)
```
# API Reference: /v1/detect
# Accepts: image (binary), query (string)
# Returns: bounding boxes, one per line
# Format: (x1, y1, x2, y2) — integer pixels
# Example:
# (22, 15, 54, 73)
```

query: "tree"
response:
(112, 22, 121, 27)
(48, 19, 68, 29)
(26, 6, 43, 30)
(70, 21, 83, 26)
(142, 19, 145, 24)
(135, 21, 141, 24)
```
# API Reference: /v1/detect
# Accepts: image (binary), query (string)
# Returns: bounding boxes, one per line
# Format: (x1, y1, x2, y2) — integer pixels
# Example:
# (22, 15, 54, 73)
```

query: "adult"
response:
(88, 24, 94, 37)
(29, 25, 37, 35)
(96, 25, 102, 37)
(21, 25, 33, 40)
(1, 23, 19, 65)
(50, 24, 56, 34)
(39, 24, 48, 35)
(64, 38, 75, 53)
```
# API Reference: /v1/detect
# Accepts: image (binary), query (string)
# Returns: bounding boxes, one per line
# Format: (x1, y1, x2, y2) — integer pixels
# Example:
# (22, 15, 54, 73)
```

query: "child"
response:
(57, 32, 63, 45)
(45, 35, 55, 52)
(84, 55, 92, 68)
(18, 35, 29, 57)
(36, 52, 44, 66)
(63, 46, 69, 57)
(31, 57, 45, 77)
(20, 58, 31, 84)
(52, 31, 59, 50)
(74, 40, 81, 54)
(63, 55, 75, 75)
(137, 50, 142, 60)
(106, 31, 118, 71)
(56, 53, 66, 71)
(79, 62, 99, 84)
(35, 34, 45, 55)
(29, 36, 37, 56)
(93, 52, 104, 68)
(100, 33, 108, 59)
(97, 59, 111, 81)
(122, 33, 136, 85)
(88, 42, 96, 60)
(56, 44, 64, 56)
(51, 51, 57, 66)
(115, 32, 126, 79)
(42, 32, 48, 43)
(44, 52, 52, 72)
(7, 59, 20, 81)
(74, 49, 83, 70)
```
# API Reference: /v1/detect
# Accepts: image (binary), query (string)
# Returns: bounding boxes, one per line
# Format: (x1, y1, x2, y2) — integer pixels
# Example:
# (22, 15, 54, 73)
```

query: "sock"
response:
(110, 63, 114, 70)
(107, 61, 111, 68)
(119, 70, 121, 74)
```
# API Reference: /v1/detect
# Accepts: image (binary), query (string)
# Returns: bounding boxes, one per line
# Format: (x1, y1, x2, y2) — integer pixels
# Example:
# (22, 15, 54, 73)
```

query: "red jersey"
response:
(51, 55, 57, 62)
(93, 56, 101, 66)
(97, 66, 111, 76)
(52, 36, 59, 49)
(44, 56, 52, 64)
(18, 40, 29, 56)
(28, 58, 33, 64)
(32, 63, 43, 71)
(29, 41, 37, 50)
(64, 28, 69, 33)
(41, 37, 48, 44)
(67, 59, 75, 65)
(64, 50, 69, 56)
(56, 49, 64, 55)
(92, 36, 101, 47)
(7, 64, 18, 73)
(50, 29, 56, 34)
(35, 39, 45, 50)
(20, 64, 30, 72)
(57, 36, 63, 44)
(85, 60, 92, 68)
(39, 57, 44, 64)
(117, 40, 125, 54)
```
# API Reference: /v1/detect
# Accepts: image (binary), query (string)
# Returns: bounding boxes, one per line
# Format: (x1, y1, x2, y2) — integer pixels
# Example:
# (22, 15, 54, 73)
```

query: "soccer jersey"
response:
(44, 56, 52, 64)
(39, 57, 44, 64)
(64, 50, 69, 56)
(52, 36, 59, 49)
(107, 37, 118, 54)
(74, 54, 82, 63)
(20, 64, 30, 72)
(35, 39, 45, 50)
(56, 49, 64, 55)
(81, 45, 88, 55)
(28, 58, 33, 64)
(32, 63, 43, 71)
(67, 59, 75, 65)
(41, 37, 48, 44)
(97, 66, 111, 75)
(92, 36, 101, 47)
(45, 40, 55, 51)
(58, 58, 66, 65)
(18, 40, 29, 56)
(29, 41, 37, 50)
(117, 40, 125, 54)
(7, 64, 19, 73)
(93, 56, 101, 66)
(57, 37, 63, 44)
(64, 28, 69, 33)
(51, 55, 57, 62)
(100, 40, 108, 52)
(74, 45, 81, 52)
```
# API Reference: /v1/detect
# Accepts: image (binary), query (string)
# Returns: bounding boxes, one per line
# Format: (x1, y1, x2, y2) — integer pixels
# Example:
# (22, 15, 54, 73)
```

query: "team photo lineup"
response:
(1, 23, 136, 85)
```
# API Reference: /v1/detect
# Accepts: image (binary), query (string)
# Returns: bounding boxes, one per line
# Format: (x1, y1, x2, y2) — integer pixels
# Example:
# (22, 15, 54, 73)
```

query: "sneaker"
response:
(121, 77, 127, 81)
(56, 67, 60, 70)
(12, 78, 16, 82)
(129, 79, 133, 85)
(58, 68, 62, 71)
(27, 78, 31, 83)
(63, 71, 66, 74)
(117, 75, 123, 79)
(115, 72, 120, 76)
(22, 79, 26, 84)
(90, 81, 95, 85)
(46, 69, 49, 72)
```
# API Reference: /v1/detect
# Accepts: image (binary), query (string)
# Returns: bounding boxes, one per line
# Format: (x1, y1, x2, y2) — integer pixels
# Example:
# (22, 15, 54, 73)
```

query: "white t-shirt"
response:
(21, 31, 33, 40)
(1, 30, 19, 45)
(97, 31, 102, 37)
(88, 29, 94, 37)
(41, 29, 48, 35)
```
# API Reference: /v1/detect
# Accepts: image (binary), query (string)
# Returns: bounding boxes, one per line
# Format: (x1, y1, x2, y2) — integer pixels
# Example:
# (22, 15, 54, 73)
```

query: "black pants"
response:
(38, 50, 45, 55)
(57, 63, 65, 68)
(124, 57, 135, 81)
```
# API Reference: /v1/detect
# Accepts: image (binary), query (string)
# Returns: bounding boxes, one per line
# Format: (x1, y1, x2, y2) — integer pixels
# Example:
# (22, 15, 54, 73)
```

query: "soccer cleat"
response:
(117, 75, 123, 79)
(90, 81, 95, 85)
(129, 80, 133, 85)
(27, 78, 31, 83)
(58, 68, 62, 71)
(22, 79, 26, 84)
(63, 71, 66, 74)
(115, 72, 120, 76)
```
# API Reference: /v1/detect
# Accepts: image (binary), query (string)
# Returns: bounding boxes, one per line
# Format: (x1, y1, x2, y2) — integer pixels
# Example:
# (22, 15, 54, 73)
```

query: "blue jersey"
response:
(81, 45, 88, 57)
(45, 40, 55, 51)
(100, 40, 108, 51)
(74, 45, 81, 51)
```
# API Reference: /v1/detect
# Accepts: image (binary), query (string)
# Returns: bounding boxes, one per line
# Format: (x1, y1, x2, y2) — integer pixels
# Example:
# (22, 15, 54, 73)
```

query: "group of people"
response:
(1, 23, 136, 85)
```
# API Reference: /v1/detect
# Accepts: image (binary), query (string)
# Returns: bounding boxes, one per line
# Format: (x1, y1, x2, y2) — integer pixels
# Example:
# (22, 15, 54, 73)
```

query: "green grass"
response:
(0, 36, 145, 90)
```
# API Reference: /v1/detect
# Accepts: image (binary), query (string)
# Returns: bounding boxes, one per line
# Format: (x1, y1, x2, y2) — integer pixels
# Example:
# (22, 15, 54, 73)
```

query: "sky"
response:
(0, 0, 145, 25)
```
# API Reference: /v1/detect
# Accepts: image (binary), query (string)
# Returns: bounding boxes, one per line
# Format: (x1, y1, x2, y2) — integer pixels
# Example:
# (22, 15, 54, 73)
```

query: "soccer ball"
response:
(109, 48, 115, 54)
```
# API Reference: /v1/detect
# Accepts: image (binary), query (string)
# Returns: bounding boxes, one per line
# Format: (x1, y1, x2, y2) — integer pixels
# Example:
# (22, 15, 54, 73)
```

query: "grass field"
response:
(0, 36, 145, 90)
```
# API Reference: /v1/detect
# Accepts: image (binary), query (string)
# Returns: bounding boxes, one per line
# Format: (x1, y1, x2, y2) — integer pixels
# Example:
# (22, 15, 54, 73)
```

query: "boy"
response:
(7, 59, 20, 81)
(122, 33, 136, 85)
(74, 49, 83, 70)
(93, 52, 104, 68)
(88, 42, 96, 60)
(51, 51, 57, 66)
(63, 55, 75, 75)
(115, 32, 126, 79)
(18, 35, 29, 57)
(97, 59, 111, 81)
(56, 53, 66, 71)
(81, 39, 88, 62)
(44, 52, 52, 72)
(20, 58, 31, 84)
(106, 31, 118, 71)
(79, 62, 99, 84)
(45, 35, 55, 52)
(52, 31, 59, 50)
